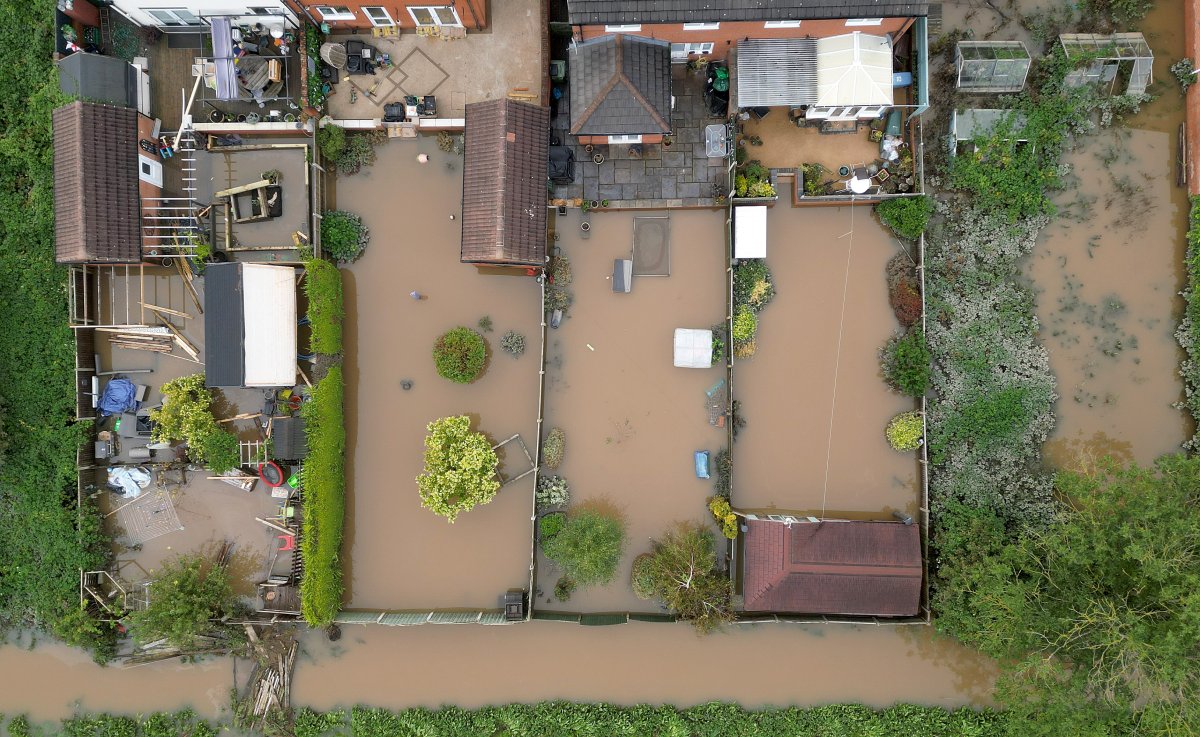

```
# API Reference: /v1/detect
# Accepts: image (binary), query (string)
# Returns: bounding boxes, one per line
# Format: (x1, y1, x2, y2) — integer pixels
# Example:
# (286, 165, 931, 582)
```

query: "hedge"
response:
(304, 258, 344, 355)
(299, 367, 346, 626)
(1176, 195, 1200, 450)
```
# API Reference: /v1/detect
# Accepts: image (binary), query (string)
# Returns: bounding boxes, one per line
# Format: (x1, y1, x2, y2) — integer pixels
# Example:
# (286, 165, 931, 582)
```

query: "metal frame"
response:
(955, 40, 1031, 93)
(1059, 33, 1154, 96)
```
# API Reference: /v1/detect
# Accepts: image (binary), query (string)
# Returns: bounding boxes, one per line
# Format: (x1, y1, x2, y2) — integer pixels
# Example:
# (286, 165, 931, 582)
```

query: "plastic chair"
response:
(277, 534, 296, 552)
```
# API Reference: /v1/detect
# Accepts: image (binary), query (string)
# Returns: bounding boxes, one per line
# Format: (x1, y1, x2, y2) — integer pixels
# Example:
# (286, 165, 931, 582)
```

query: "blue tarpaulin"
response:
(99, 378, 138, 416)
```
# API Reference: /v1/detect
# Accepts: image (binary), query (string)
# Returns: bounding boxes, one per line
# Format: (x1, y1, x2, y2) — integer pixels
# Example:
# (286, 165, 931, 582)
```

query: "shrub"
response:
(477, 315, 493, 333)
(549, 253, 572, 286)
(545, 284, 573, 314)
(734, 174, 748, 197)
(732, 259, 775, 312)
(882, 328, 930, 397)
(416, 415, 499, 522)
(710, 328, 725, 366)
(321, 210, 370, 263)
(300, 367, 346, 626)
(1171, 58, 1195, 96)
(535, 475, 571, 510)
(712, 447, 732, 497)
(630, 553, 656, 600)
(500, 330, 526, 357)
(746, 180, 776, 198)
(317, 123, 346, 163)
(886, 411, 924, 452)
(541, 508, 626, 586)
(149, 374, 239, 473)
(436, 131, 464, 154)
(127, 554, 238, 648)
(542, 427, 565, 469)
(642, 522, 735, 633)
(732, 305, 757, 343)
(538, 512, 565, 547)
(876, 196, 934, 240)
(331, 133, 380, 175)
(553, 576, 576, 602)
(707, 497, 740, 540)
(732, 339, 757, 359)
(1176, 196, 1200, 449)
(432, 327, 487, 383)
(304, 258, 344, 355)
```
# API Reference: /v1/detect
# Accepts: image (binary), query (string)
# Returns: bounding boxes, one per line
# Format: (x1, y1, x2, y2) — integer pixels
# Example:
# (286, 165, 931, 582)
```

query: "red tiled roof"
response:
(461, 98, 549, 266)
(742, 519, 921, 616)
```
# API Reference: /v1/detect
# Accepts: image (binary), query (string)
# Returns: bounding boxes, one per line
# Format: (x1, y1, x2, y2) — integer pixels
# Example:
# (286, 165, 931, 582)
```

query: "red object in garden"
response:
(287, 395, 302, 411)
(259, 461, 285, 487)
(277, 534, 296, 552)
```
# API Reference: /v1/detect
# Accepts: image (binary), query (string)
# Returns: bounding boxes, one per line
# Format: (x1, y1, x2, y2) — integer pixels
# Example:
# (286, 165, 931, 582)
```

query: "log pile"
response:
(239, 630, 299, 732)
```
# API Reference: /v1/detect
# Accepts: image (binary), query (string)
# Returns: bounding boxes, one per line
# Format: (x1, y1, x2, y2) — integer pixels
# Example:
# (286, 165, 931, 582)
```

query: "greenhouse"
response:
(955, 41, 1030, 93)
(1058, 33, 1154, 96)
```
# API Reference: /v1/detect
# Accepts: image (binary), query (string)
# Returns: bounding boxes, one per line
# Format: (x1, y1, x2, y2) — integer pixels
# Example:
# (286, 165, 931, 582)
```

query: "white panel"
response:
(734, 206, 767, 257)
(241, 264, 296, 387)
(673, 328, 713, 369)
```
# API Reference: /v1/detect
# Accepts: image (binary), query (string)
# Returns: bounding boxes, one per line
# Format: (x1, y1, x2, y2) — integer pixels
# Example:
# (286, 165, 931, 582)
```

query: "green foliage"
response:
(882, 328, 930, 397)
(127, 554, 237, 649)
(538, 512, 565, 547)
(885, 411, 924, 452)
(53, 603, 117, 664)
(500, 330, 526, 357)
(876, 196, 933, 240)
(630, 553, 656, 600)
(949, 114, 1057, 222)
(802, 163, 829, 196)
(706, 497, 739, 540)
(710, 327, 724, 366)
(294, 708, 348, 737)
(432, 327, 487, 383)
(535, 475, 570, 510)
(731, 305, 757, 343)
(886, 251, 922, 327)
(300, 367, 346, 627)
(416, 415, 499, 523)
(149, 374, 239, 473)
(1176, 196, 1200, 450)
(712, 447, 732, 497)
(541, 508, 626, 587)
(553, 576, 576, 601)
(8, 715, 31, 737)
(304, 258, 344, 355)
(320, 210, 370, 263)
(1078, 0, 1154, 25)
(542, 427, 565, 469)
(477, 315, 493, 333)
(929, 386, 1038, 463)
(641, 523, 735, 633)
(732, 259, 775, 313)
(1171, 59, 1195, 96)
(317, 123, 346, 162)
(305, 25, 328, 108)
(735, 160, 774, 198)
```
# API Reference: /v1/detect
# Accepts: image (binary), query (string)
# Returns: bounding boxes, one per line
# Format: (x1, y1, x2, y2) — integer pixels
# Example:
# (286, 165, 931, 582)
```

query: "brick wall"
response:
(300, 0, 487, 31)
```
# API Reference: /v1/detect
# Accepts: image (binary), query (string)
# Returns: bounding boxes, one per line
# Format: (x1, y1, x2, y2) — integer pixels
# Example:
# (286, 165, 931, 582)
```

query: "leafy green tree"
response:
(127, 555, 238, 649)
(432, 327, 487, 384)
(642, 522, 734, 633)
(149, 374, 239, 473)
(876, 196, 934, 240)
(541, 508, 626, 586)
(416, 416, 499, 522)
(320, 210, 370, 262)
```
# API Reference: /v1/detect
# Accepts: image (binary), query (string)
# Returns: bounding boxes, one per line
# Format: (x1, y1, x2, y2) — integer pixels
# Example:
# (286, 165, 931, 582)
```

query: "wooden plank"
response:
(143, 303, 191, 319)
(173, 259, 203, 315)
(155, 315, 199, 360)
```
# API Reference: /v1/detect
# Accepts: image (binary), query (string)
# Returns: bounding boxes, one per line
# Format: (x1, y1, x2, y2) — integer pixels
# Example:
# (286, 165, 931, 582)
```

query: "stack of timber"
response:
(237, 628, 299, 732)
(103, 326, 174, 353)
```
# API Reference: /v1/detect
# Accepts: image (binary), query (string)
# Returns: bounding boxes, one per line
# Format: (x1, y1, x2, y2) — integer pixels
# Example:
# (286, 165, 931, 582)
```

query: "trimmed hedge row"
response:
(304, 258, 344, 355)
(299, 367, 346, 626)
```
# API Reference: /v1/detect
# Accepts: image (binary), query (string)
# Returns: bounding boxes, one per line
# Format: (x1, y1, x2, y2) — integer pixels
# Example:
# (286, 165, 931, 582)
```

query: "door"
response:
(407, 5, 462, 27)
(362, 6, 394, 26)
(670, 42, 714, 62)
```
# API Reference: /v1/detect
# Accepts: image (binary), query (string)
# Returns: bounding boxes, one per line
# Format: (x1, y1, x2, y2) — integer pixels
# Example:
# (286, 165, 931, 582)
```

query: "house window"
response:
(246, 6, 287, 14)
(362, 6, 394, 25)
(682, 22, 719, 30)
(845, 18, 884, 26)
(764, 20, 801, 28)
(139, 155, 163, 188)
(670, 42, 713, 61)
(604, 24, 641, 32)
(607, 134, 643, 144)
(408, 6, 463, 27)
(146, 8, 202, 25)
(314, 5, 355, 20)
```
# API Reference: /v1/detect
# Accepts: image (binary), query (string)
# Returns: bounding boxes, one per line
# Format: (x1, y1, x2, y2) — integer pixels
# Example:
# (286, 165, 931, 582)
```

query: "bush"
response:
(127, 554, 238, 648)
(416, 415, 499, 522)
(324, 131, 381, 176)
(149, 374, 240, 473)
(707, 497, 739, 539)
(300, 367, 346, 626)
(553, 576, 576, 602)
(630, 553, 656, 600)
(1176, 196, 1200, 449)
(732, 260, 775, 312)
(321, 210, 370, 263)
(882, 328, 930, 397)
(886, 251, 922, 328)
(641, 522, 735, 633)
(886, 411, 923, 452)
(542, 427, 565, 469)
(732, 305, 757, 345)
(710, 327, 725, 366)
(538, 512, 565, 547)
(500, 330, 526, 357)
(712, 447, 732, 497)
(732, 339, 757, 359)
(317, 123, 346, 163)
(535, 475, 570, 510)
(432, 327, 487, 383)
(304, 258, 344, 355)
(876, 196, 934, 240)
(541, 508, 626, 587)
(1171, 58, 1195, 96)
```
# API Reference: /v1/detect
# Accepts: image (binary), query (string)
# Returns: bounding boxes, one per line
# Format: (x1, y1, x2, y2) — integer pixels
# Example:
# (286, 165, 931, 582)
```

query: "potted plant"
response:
(663, 134, 673, 148)
(209, 109, 223, 124)
(593, 153, 605, 165)
(600, 199, 609, 208)
(589, 200, 599, 209)
(585, 144, 594, 153)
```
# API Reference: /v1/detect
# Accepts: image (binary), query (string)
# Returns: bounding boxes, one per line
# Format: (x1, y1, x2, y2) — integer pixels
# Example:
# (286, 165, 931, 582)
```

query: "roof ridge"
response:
(569, 34, 625, 134)
(613, 36, 670, 133)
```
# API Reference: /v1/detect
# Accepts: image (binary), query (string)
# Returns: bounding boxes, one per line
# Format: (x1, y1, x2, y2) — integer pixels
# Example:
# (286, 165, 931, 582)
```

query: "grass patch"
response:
(299, 366, 345, 627)
(304, 258, 344, 355)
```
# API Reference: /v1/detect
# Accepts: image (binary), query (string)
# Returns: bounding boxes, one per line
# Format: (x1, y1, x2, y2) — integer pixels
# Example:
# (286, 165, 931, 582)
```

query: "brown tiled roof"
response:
(568, 0, 928, 25)
(570, 35, 672, 136)
(53, 101, 142, 264)
(742, 519, 921, 616)
(461, 99, 550, 266)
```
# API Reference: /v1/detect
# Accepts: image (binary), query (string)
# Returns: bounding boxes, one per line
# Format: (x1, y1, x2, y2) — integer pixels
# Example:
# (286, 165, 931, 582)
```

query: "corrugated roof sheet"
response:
(461, 99, 550, 266)
(567, 0, 928, 25)
(53, 101, 142, 264)
(742, 519, 921, 616)
(57, 53, 137, 109)
(569, 35, 672, 136)
(736, 38, 818, 108)
(204, 263, 246, 388)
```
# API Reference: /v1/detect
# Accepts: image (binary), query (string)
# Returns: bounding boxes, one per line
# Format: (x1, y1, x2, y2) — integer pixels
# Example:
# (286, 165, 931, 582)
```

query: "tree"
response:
(416, 416, 499, 522)
(149, 374, 239, 473)
(643, 522, 734, 634)
(541, 508, 626, 586)
(127, 555, 238, 649)
(876, 195, 934, 240)
(432, 327, 487, 384)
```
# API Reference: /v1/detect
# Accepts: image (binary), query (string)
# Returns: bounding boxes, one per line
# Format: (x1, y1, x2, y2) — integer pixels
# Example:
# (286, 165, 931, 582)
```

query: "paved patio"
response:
(551, 65, 730, 208)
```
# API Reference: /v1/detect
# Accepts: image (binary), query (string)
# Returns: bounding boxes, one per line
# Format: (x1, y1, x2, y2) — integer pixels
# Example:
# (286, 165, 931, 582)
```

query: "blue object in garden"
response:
(892, 72, 913, 87)
(694, 450, 711, 479)
(99, 378, 138, 416)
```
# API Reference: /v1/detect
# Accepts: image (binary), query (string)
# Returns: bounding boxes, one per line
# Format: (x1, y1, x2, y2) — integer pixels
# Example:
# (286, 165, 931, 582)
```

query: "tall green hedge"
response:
(304, 258, 344, 355)
(299, 367, 345, 626)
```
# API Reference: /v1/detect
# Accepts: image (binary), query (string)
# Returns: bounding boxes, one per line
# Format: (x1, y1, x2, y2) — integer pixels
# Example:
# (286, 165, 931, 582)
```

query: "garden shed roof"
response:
(570, 35, 672, 136)
(53, 101, 142, 264)
(461, 99, 550, 266)
(742, 519, 921, 616)
(205, 263, 297, 388)
(57, 53, 138, 109)
(567, 0, 928, 25)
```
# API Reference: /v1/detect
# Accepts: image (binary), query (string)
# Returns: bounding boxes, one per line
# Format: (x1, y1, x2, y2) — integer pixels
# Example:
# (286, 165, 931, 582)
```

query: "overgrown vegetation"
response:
(541, 507, 626, 587)
(299, 367, 346, 627)
(881, 328, 930, 397)
(542, 427, 565, 469)
(500, 330, 526, 357)
(5, 710, 218, 737)
(432, 327, 487, 383)
(732, 259, 776, 313)
(1175, 196, 1200, 449)
(734, 159, 775, 198)
(305, 24, 327, 109)
(1171, 58, 1195, 96)
(316, 123, 384, 175)
(416, 415, 499, 523)
(706, 496, 739, 539)
(320, 210, 370, 263)
(885, 251, 922, 328)
(149, 374, 240, 473)
(535, 475, 570, 510)
(876, 196, 933, 240)
(640, 522, 735, 634)
(304, 258, 344, 355)
(885, 411, 923, 452)
(127, 554, 240, 649)
(0, 2, 109, 657)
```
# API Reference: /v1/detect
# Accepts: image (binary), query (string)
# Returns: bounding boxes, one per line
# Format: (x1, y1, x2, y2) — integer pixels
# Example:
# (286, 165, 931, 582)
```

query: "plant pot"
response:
(592, 154, 604, 165)
(236, 114, 247, 123)
(209, 110, 223, 123)
(246, 112, 261, 124)
(585, 144, 594, 153)
(283, 113, 297, 123)
(589, 200, 599, 209)
(580, 221, 590, 232)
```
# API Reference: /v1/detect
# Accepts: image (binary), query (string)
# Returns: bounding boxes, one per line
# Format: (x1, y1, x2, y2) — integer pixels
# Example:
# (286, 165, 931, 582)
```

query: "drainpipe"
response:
(461, 0, 483, 31)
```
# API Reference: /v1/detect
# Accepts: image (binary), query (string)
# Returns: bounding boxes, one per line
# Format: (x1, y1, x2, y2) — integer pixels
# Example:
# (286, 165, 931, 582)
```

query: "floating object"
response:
(695, 451, 711, 479)
(410, 291, 422, 300)
(401, 379, 413, 390)
(586, 343, 595, 351)
(417, 153, 430, 163)
(259, 461, 285, 487)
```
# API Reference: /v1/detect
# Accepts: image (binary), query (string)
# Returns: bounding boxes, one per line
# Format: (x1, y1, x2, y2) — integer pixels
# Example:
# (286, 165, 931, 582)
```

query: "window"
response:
(682, 22, 719, 30)
(147, 8, 201, 25)
(603, 24, 641, 32)
(607, 134, 643, 144)
(670, 42, 713, 61)
(314, 5, 354, 20)
(764, 20, 801, 28)
(247, 6, 287, 14)
(845, 18, 884, 26)
(408, 6, 463, 27)
(362, 6, 394, 25)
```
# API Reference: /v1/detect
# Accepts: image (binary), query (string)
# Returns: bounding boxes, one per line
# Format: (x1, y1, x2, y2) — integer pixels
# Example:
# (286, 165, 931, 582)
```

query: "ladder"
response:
(240, 440, 266, 467)
(99, 6, 112, 54)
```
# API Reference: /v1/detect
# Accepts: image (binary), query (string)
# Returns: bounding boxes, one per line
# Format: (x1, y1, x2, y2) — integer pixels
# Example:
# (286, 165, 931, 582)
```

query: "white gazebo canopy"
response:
(816, 32, 893, 108)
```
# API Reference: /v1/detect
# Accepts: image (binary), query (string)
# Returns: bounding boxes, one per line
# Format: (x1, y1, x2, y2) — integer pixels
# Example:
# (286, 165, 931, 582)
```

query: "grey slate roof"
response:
(570, 35, 672, 136)
(57, 53, 137, 109)
(568, 0, 928, 24)
(204, 263, 246, 389)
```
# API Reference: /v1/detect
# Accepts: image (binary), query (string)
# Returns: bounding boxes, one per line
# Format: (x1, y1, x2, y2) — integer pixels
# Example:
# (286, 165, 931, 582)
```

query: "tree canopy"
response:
(416, 416, 499, 522)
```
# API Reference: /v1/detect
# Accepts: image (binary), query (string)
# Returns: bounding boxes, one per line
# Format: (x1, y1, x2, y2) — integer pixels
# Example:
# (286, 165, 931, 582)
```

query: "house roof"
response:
(742, 519, 922, 616)
(57, 53, 137, 109)
(53, 101, 142, 264)
(736, 33, 894, 108)
(569, 35, 672, 136)
(461, 99, 550, 266)
(567, 0, 928, 25)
